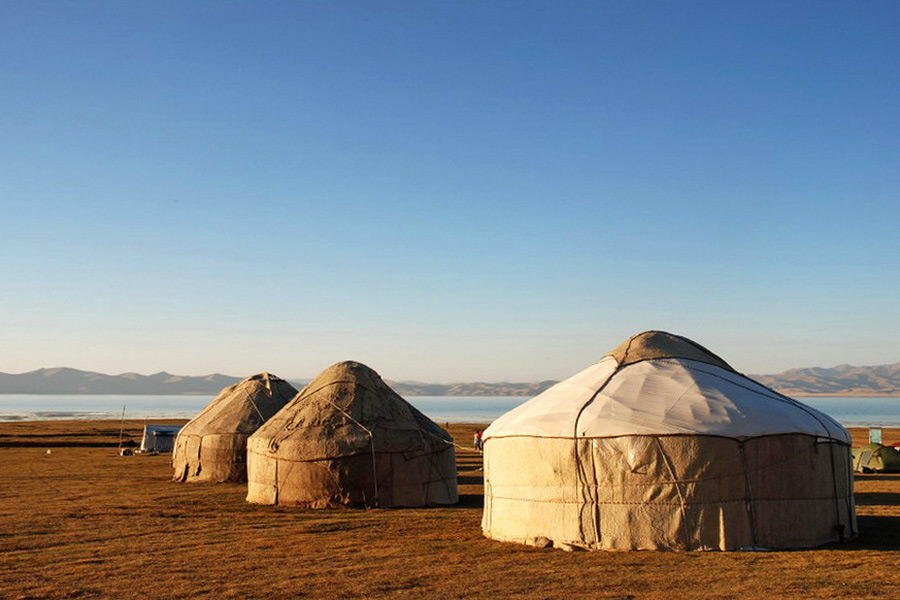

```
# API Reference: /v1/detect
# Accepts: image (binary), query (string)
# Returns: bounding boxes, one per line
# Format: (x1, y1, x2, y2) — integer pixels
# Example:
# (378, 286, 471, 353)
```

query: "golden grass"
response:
(0, 421, 898, 599)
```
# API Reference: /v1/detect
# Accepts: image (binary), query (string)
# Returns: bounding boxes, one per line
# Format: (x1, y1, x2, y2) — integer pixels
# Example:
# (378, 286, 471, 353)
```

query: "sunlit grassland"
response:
(0, 421, 897, 599)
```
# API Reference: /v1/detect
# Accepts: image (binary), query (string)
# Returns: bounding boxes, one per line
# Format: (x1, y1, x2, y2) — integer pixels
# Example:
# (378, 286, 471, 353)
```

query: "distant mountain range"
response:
(750, 363, 900, 397)
(0, 368, 246, 395)
(0, 363, 898, 397)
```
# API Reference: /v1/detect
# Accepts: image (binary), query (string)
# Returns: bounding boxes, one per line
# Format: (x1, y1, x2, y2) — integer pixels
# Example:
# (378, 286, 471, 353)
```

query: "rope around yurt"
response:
(318, 395, 380, 508)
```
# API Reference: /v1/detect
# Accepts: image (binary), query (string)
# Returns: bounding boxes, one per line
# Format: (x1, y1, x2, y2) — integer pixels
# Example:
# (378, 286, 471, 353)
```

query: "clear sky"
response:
(1, 1, 898, 382)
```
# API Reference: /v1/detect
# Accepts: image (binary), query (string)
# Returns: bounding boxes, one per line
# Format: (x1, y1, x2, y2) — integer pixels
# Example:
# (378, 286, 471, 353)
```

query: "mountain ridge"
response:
(750, 362, 900, 397)
(0, 363, 898, 397)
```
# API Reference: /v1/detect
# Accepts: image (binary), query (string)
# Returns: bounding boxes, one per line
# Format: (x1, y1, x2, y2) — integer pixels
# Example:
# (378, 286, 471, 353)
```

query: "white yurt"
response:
(482, 331, 856, 551)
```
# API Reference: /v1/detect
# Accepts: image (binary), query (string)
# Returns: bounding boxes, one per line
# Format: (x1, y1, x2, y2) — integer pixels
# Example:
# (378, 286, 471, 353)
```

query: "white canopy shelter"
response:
(139, 425, 182, 453)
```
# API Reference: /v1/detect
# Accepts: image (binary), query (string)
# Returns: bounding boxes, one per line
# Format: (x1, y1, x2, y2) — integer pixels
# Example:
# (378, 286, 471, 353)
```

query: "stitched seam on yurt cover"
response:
(653, 437, 692, 547)
(572, 353, 621, 543)
(738, 441, 759, 547)
(291, 378, 384, 406)
(606, 331, 734, 371)
(486, 495, 847, 505)
(246, 446, 453, 462)
(482, 432, 851, 446)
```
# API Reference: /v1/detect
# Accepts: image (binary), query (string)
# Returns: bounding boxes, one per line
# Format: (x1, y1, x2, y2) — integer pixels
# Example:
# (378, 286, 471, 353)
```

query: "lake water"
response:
(0, 394, 898, 427)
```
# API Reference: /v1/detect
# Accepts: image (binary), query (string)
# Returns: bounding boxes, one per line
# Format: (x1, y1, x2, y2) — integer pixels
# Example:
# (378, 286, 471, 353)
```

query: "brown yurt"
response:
(482, 331, 856, 551)
(246, 361, 458, 508)
(173, 373, 298, 483)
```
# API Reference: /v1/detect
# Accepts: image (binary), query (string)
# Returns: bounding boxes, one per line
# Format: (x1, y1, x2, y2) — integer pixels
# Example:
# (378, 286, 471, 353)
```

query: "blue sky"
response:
(1, 1, 898, 381)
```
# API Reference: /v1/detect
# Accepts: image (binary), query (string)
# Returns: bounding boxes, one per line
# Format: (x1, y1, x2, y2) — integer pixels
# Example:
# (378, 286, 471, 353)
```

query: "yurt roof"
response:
(249, 361, 452, 458)
(179, 372, 297, 436)
(605, 330, 733, 371)
(485, 331, 849, 444)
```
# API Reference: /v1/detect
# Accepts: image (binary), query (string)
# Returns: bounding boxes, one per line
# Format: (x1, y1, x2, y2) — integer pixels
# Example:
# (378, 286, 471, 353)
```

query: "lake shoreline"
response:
(3, 394, 900, 427)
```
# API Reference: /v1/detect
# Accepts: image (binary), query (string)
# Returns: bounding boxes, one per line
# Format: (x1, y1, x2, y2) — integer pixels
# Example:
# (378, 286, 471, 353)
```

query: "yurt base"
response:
(246, 450, 459, 509)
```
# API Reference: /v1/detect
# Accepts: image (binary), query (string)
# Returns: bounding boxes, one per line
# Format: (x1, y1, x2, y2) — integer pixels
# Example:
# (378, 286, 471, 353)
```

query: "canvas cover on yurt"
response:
(482, 331, 856, 551)
(172, 373, 298, 483)
(853, 443, 900, 473)
(246, 361, 458, 508)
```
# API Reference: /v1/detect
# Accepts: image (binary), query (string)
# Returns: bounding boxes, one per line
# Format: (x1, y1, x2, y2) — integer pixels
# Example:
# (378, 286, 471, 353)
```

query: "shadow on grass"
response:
(817, 516, 900, 552)
(838, 516, 900, 551)
(0, 440, 129, 448)
(457, 475, 484, 485)
(0, 431, 124, 438)
(855, 492, 900, 506)
(452, 494, 484, 509)
(855, 474, 900, 482)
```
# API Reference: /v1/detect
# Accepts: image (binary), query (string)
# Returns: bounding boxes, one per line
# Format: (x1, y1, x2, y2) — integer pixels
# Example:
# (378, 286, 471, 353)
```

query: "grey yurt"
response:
(482, 331, 856, 551)
(246, 361, 458, 508)
(140, 425, 182, 453)
(173, 373, 298, 483)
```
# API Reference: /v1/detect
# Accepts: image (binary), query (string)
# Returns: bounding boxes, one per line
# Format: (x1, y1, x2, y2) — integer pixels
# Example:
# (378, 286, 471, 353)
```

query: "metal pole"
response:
(117, 404, 126, 454)
(369, 431, 379, 507)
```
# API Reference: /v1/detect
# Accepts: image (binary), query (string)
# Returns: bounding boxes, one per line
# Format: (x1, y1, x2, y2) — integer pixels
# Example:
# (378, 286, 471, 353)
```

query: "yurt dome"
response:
(482, 331, 856, 551)
(246, 361, 458, 508)
(173, 373, 298, 483)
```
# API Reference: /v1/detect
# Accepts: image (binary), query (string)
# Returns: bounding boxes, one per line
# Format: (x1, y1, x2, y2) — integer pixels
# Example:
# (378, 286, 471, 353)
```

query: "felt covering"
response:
(173, 373, 297, 483)
(246, 361, 458, 508)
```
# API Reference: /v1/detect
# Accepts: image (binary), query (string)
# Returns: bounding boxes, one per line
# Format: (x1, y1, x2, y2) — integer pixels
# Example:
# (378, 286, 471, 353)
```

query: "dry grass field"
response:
(1, 420, 898, 600)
